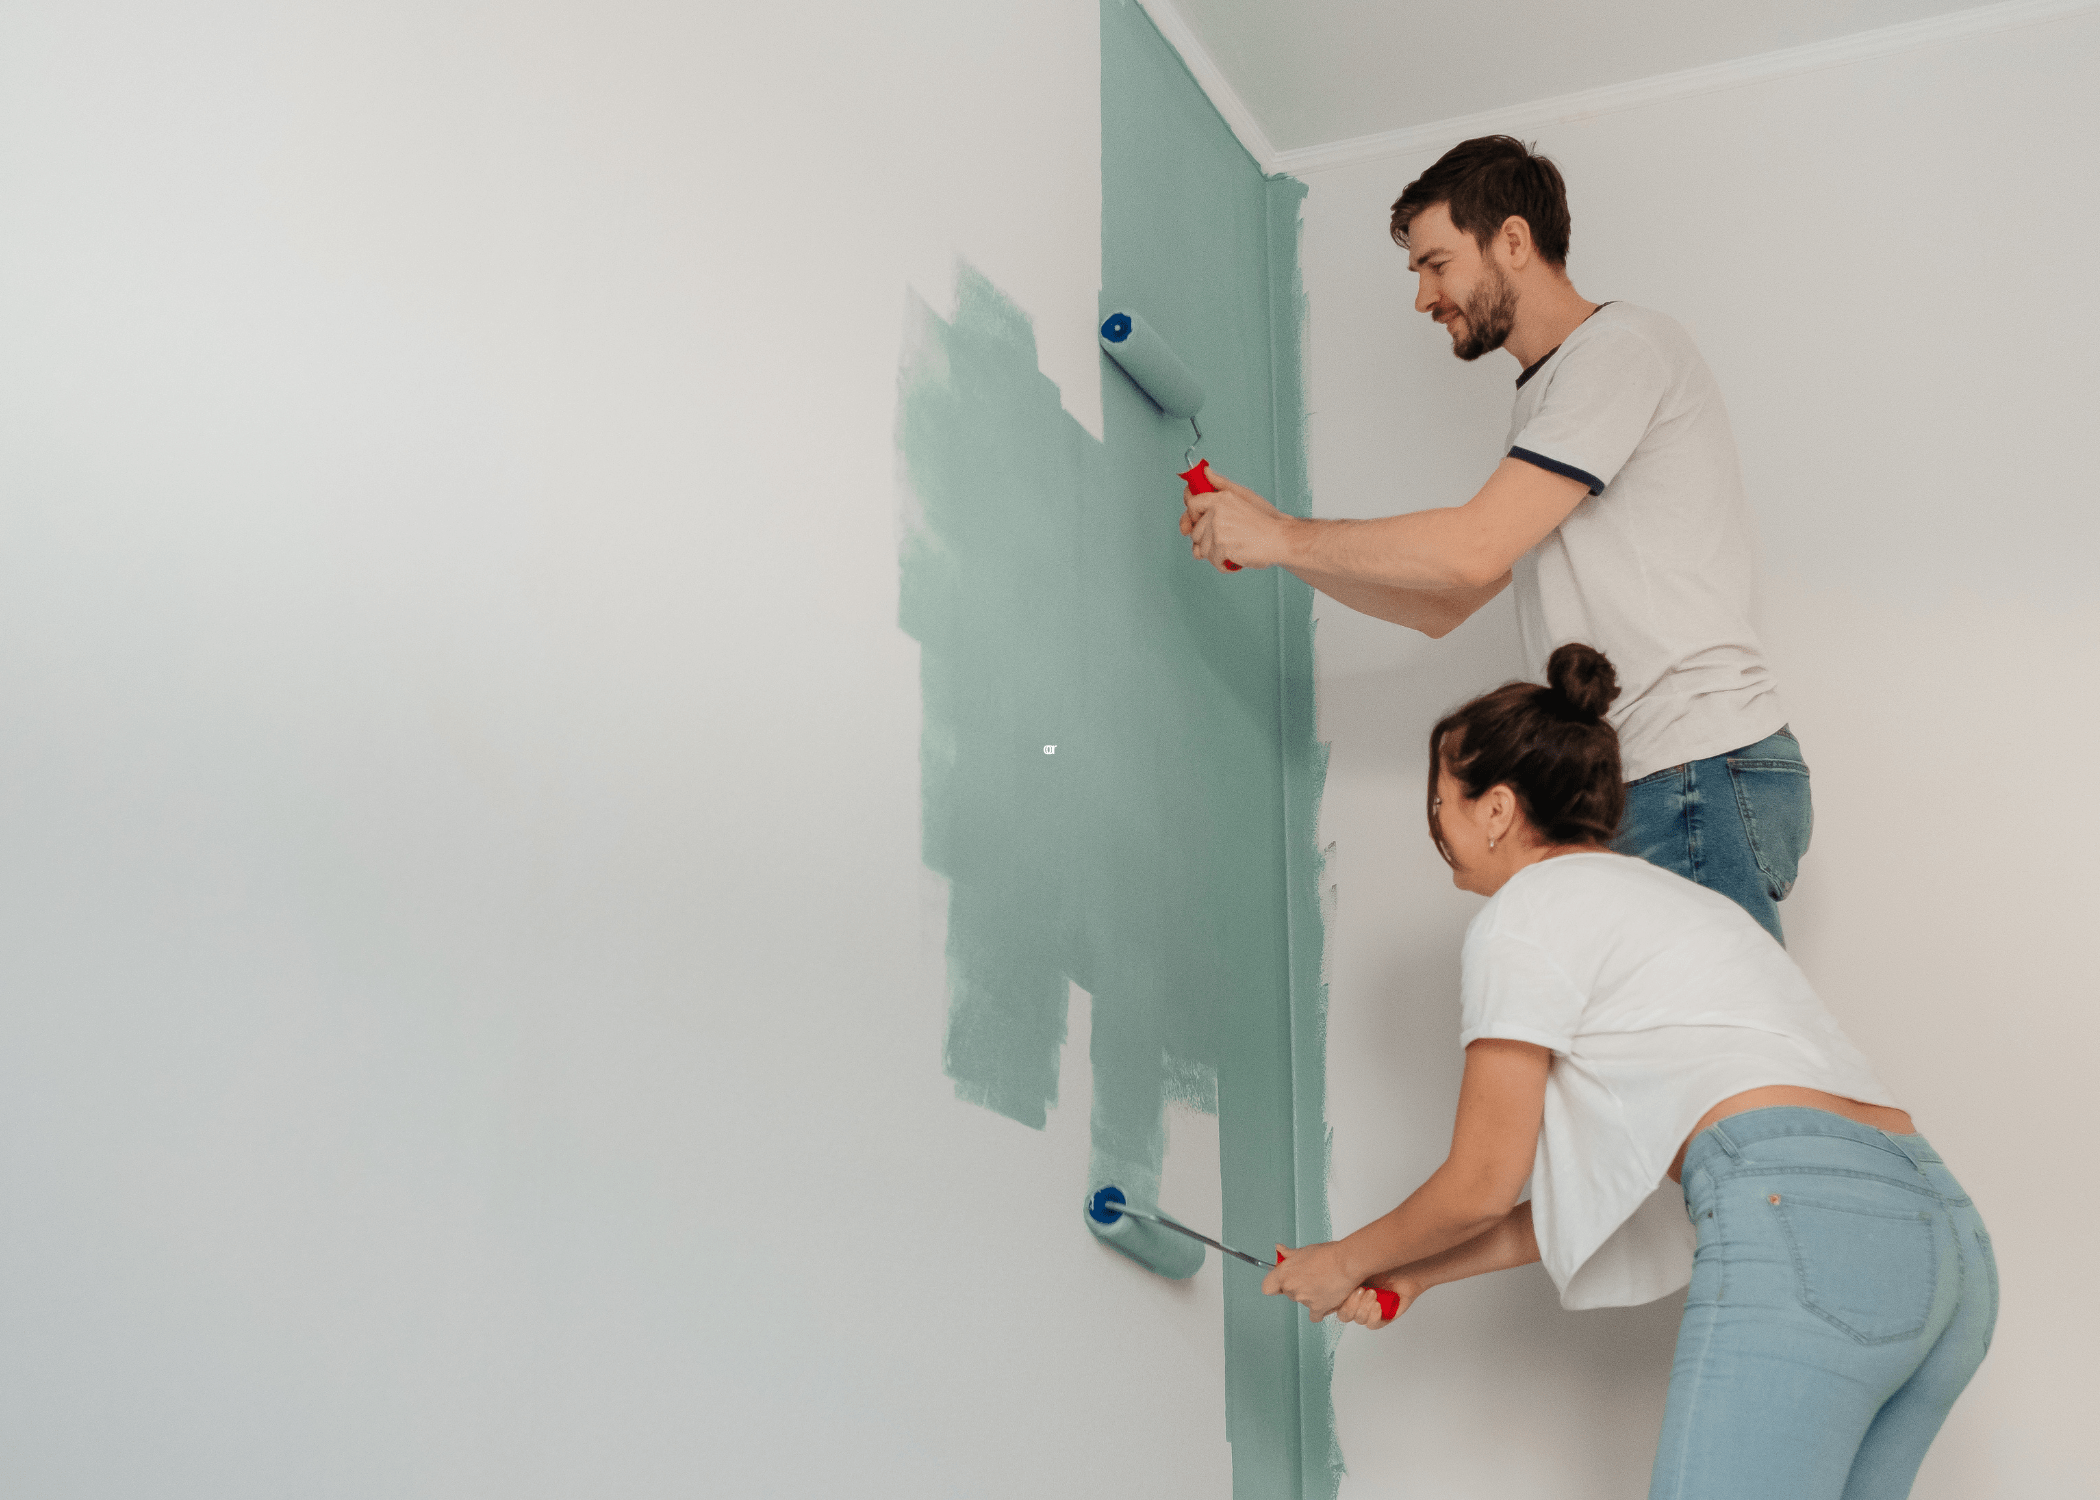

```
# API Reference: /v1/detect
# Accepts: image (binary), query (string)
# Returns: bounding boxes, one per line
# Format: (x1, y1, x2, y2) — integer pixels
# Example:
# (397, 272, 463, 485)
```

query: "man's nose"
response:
(1414, 281, 1435, 314)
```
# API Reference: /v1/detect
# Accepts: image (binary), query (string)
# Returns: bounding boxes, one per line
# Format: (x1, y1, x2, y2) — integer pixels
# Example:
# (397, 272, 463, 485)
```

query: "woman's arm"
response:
(1263, 1038, 1550, 1320)
(1335, 1202, 1542, 1329)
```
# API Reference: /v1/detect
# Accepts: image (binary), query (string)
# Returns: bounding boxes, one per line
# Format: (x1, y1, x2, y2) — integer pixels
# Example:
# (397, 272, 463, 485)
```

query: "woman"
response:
(1264, 643, 1994, 1500)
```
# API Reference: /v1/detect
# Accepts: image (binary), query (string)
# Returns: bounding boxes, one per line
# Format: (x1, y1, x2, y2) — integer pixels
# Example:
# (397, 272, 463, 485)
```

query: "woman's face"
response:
(1436, 761, 1607, 896)
(1434, 762, 1540, 896)
(1434, 763, 1497, 896)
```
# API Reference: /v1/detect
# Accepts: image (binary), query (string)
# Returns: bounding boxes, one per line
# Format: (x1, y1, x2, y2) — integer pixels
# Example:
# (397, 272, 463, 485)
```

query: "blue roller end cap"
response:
(1099, 312, 1132, 343)
(1088, 1185, 1128, 1224)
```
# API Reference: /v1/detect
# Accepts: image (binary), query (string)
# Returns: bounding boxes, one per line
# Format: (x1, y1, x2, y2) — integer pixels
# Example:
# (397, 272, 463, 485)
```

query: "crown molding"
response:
(1139, 0, 2100, 180)
(1134, 0, 1279, 172)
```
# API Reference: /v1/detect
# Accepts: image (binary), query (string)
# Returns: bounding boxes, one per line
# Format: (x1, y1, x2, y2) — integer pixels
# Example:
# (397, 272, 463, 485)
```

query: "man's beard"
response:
(1449, 264, 1517, 361)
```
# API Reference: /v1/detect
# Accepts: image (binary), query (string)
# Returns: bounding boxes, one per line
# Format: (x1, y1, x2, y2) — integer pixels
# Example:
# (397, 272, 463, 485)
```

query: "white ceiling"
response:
(1171, 0, 1991, 151)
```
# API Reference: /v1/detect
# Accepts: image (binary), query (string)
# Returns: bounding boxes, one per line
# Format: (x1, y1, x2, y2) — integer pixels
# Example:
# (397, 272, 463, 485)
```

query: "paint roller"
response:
(1097, 310, 1242, 570)
(1084, 1185, 1401, 1319)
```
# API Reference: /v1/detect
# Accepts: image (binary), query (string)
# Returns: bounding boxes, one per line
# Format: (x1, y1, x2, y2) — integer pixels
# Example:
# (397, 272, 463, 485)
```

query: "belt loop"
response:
(1881, 1129, 1930, 1175)
(1709, 1119, 1743, 1159)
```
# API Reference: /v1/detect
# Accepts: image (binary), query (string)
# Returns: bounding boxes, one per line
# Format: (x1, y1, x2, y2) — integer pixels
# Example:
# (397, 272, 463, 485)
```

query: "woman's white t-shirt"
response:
(1460, 852, 1894, 1310)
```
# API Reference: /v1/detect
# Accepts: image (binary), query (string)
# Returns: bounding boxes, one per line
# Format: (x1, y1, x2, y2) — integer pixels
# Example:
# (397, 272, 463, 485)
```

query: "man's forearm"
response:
(1372, 1202, 1540, 1294)
(1281, 508, 1502, 592)
(1287, 564, 1509, 637)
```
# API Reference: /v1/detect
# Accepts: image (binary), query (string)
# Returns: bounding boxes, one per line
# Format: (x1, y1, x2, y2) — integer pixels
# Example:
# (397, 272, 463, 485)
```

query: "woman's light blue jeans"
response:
(1652, 1108, 1997, 1500)
(1613, 726, 1811, 945)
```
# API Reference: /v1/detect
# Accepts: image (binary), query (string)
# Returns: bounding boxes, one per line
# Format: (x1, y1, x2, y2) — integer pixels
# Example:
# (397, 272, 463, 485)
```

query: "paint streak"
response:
(896, 3, 1332, 1495)
(898, 270, 1093, 1136)
(1262, 166, 1342, 1500)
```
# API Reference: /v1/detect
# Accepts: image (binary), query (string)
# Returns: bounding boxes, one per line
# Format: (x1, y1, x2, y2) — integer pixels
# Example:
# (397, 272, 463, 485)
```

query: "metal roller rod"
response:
(1104, 1204, 1274, 1269)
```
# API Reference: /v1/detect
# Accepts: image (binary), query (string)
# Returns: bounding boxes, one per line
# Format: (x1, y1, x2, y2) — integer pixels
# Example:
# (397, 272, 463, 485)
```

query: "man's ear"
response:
(1497, 214, 1535, 272)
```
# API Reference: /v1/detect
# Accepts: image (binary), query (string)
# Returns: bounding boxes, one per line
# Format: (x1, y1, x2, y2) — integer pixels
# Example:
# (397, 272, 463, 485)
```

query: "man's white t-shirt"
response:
(1460, 852, 1895, 1310)
(1507, 302, 1784, 781)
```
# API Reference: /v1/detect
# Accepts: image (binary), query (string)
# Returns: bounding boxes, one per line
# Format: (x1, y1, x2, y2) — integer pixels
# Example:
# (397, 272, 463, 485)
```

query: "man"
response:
(1181, 135, 1808, 944)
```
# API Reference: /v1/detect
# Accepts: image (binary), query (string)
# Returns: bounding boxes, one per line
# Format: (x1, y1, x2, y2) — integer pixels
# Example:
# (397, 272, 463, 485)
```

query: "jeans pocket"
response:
(1613, 767, 1691, 876)
(1774, 1193, 1937, 1343)
(1726, 750, 1812, 901)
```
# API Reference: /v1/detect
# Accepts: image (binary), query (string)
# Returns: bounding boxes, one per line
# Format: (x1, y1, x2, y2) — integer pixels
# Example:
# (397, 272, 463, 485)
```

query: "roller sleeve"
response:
(1098, 310, 1206, 419)
(1084, 1187, 1205, 1280)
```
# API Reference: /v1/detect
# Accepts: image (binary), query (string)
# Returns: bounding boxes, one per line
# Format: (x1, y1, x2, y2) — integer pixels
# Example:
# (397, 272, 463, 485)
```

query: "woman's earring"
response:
(1488, 838, 1496, 850)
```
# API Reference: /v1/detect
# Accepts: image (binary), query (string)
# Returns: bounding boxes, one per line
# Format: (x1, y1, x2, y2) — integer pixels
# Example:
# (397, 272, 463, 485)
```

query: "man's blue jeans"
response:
(1652, 1109, 1996, 1500)
(1612, 726, 1811, 945)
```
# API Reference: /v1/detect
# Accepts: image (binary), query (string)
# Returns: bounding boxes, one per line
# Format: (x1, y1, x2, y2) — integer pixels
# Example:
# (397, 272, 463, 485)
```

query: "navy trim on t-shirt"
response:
(1513, 301, 1616, 388)
(1509, 446, 1604, 495)
(1514, 348, 1557, 388)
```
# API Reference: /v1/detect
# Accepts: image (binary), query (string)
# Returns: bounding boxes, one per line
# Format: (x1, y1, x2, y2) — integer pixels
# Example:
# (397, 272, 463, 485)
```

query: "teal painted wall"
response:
(897, 3, 1333, 1493)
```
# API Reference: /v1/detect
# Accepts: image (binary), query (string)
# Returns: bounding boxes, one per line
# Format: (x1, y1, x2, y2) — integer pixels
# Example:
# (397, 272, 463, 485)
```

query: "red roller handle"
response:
(1275, 1249, 1400, 1321)
(1178, 462, 1241, 570)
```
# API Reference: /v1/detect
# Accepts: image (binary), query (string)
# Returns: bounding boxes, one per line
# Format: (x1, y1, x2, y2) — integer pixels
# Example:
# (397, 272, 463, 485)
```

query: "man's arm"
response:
(1184, 456, 1589, 598)
(1287, 565, 1512, 638)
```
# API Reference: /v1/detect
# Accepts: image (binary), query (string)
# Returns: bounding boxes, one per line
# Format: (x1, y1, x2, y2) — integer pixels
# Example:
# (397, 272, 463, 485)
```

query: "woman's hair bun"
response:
(1545, 642, 1620, 723)
(1428, 641, 1625, 861)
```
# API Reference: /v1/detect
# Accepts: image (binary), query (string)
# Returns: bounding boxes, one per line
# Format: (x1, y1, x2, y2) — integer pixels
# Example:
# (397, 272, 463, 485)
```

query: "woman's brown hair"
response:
(1428, 642, 1625, 867)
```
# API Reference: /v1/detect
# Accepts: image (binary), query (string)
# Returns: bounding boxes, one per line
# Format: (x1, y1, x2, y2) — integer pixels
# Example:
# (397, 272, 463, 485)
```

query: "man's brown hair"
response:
(1390, 135, 1572, 268)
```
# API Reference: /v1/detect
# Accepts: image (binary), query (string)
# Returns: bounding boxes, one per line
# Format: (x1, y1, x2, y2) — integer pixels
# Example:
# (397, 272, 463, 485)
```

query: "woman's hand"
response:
(1180, 465, 1295, 572)
(1261, 1239, 1370, 1322)
(1338, 1274, 1424, 1330)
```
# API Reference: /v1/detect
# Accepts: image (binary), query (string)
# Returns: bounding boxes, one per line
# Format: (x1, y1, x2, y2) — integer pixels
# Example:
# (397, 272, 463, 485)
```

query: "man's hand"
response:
(1261, 1239, 1367, 1322)
(1181, 465, 1295, 572)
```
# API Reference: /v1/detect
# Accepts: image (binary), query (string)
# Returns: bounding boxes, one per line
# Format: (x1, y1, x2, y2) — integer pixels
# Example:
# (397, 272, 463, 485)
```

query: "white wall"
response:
(0, 3, 1240, 1494)
(1299, 11, 2100, 1496)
